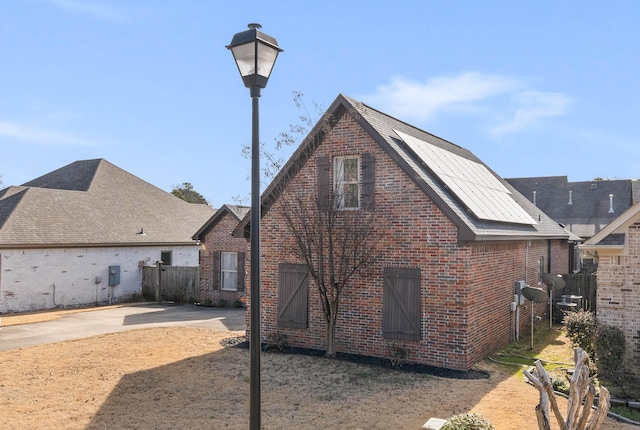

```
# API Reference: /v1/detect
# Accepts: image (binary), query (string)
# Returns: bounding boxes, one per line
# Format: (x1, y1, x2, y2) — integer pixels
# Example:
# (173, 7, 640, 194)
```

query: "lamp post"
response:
(227, 23, 282, 430)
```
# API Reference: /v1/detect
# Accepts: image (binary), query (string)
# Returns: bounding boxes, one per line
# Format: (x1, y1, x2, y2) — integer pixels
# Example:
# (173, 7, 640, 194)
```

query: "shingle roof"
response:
(236, 94, 570, 243)
(192, 204, 249, 240)
(580, 201, 640, 255)
(0, 159, 214, 248)
(506, 176, 634, 238)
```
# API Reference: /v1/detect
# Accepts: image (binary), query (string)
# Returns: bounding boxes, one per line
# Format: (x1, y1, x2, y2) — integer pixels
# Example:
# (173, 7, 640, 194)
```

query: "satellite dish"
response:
(521, 286, 548, 303)
(541, 273, 565, 290)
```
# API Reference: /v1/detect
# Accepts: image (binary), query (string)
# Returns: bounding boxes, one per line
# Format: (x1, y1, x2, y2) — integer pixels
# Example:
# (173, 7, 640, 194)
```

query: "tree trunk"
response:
(523, 347, 610, 430)
(325, 316, 336, 357)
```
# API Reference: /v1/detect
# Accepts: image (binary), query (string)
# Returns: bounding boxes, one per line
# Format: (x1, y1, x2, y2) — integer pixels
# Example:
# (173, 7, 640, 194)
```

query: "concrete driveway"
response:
(0, 304, 246, 352)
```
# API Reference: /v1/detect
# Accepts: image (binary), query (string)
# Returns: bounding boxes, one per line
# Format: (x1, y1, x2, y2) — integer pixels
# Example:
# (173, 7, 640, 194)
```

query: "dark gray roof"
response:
(0, 159, 214, 248)
(506, 176, 634, 238)
(22, 159, 102, 191)
(581, 201, 640, 253)
(236, 94, 569, 243)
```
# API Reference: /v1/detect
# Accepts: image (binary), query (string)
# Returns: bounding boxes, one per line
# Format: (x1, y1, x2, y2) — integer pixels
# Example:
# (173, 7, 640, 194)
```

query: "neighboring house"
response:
(507, 176, 639, 273)
(236, 94, 571, 371)
(580, 202, 640, 376)
(506, 176, 638, 239)
(193, 204, 249, 306)
(0, 159, 214, 313)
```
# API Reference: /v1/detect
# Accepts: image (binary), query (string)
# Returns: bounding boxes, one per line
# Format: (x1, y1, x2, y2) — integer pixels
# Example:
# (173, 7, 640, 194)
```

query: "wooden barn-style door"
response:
(277, 263, 309, 329)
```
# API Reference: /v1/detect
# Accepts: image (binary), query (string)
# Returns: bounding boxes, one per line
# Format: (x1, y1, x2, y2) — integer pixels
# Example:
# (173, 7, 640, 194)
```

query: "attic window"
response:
(334, 156, 361, 209)
(317, 154, 374, 211)
(600, 233, 625, 246)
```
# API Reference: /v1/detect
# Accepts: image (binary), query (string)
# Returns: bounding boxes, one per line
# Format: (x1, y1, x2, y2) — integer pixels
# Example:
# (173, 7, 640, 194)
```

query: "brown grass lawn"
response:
(0, 308, 636, 430)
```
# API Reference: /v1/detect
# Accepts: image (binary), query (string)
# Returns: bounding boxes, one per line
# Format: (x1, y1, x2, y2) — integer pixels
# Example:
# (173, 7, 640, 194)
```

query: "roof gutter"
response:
(0, 241, 202, 250)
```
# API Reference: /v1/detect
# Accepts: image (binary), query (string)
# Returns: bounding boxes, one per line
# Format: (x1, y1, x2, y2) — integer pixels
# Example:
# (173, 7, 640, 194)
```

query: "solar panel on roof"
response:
(394, 129, 537, 225)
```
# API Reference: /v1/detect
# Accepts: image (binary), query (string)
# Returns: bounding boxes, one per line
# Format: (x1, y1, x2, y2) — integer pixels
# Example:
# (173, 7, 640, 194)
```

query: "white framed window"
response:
(221, 252, 238, 291)
(334, 155, 360, 209)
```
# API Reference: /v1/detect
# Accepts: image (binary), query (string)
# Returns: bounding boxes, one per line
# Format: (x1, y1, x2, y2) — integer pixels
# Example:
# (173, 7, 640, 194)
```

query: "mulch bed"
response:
(221, 336, 490, 380)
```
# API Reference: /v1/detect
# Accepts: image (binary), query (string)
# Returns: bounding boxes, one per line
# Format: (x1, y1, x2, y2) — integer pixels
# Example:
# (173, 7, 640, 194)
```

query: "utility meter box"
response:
(514, 280, 526, 305)
(108, 265, 120, 286)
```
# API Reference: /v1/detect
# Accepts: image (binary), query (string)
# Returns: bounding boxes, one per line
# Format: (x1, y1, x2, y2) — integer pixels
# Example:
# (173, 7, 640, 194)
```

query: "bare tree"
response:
(233, 91, 324, 205)
(277, 187, 388, 357)
(524, 347, 610, 430)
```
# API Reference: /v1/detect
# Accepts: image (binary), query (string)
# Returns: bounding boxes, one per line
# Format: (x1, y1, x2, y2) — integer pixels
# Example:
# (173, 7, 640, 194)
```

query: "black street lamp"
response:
(227, 23, 282, 430)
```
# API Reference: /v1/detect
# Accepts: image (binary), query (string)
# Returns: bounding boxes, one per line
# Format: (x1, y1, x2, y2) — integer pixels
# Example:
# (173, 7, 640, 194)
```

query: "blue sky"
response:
(1, 1, 638, 207)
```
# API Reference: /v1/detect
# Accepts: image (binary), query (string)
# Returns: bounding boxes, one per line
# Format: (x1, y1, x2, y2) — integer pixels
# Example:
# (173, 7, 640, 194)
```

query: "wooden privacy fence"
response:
(561, 273, 597, 312)
(142, 265, 200, 303)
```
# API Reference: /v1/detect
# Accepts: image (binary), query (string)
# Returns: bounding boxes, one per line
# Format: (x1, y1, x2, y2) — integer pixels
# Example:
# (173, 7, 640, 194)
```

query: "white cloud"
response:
(362, 73, 572, 137)
(490, 91, 572, 136)
(0, 120, 97, 146)
(361, 72, 521, 122)
(30, 0, 126, 22)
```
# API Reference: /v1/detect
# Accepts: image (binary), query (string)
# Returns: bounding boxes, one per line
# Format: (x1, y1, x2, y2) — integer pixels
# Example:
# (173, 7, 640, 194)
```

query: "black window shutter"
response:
(382, 267, 421, 341)
(317, 156, 330, 210)
(236, 252, 245, 292)
(278, 263, 309, 329)
(361, 153, 375, 209)
(212, 251, 220, 290)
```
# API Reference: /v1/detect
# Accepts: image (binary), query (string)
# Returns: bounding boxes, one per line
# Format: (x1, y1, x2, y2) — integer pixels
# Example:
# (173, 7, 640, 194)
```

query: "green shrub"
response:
(595, 324, 626, 384)
(441, 412, 494, 430)
(264, 331, 289, 351)
(563, 310, 596, 361)
(388, 343, 409, 369)
(552, 377, 570, 394)
(232, 299, 244, 308)
(217, 298, 227, 308)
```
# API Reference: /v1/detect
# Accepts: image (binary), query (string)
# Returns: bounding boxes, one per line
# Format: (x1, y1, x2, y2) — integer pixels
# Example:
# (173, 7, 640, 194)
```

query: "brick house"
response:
(506, 176, 638, 241)
(237, 94, 571, 371)
(580, 202, 640, 376)
(507, 175, 640, 273)
(193, 204, 249, 306)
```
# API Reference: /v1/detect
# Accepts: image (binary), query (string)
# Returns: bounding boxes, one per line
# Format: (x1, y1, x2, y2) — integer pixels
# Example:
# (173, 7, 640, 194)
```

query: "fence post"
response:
(155, 261, 162, 302)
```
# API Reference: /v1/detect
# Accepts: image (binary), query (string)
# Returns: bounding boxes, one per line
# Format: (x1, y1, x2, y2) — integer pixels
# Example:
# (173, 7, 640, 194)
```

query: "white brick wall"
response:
(0, 245, 199, 313)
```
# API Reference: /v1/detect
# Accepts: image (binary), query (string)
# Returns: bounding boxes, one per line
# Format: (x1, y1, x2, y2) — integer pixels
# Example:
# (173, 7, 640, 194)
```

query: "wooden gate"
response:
(142, 265, 200, 303)
(561, 273, 597, 312)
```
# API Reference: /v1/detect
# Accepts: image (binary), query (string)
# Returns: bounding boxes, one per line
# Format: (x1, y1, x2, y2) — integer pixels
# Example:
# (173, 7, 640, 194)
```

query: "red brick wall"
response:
(199, 212, 248, 306)
(596, 222, 640, 375)
(253, 112, 569, 370)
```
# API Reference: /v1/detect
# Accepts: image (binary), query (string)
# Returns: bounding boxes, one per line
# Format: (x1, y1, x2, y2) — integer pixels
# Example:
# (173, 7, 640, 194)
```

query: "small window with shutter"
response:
(277, 263, 309, 329)
(221, 252, 238, 291)
(318, 153, 374, 211)
(213, 251, 245, 292)
(382, 267, 421, 341)
(334, 156, 360, 209)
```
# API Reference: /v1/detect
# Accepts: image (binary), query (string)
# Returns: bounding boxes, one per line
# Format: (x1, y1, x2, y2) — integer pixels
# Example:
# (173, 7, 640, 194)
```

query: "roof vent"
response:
(591, 183, 597, 189)
(568, 190, 573, 205)
(533, 190, 537, 206)
(608, 194, 615, 214)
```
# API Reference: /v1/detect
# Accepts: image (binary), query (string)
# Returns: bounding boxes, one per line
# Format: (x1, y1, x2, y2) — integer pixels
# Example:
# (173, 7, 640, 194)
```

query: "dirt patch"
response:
(0, 320, 637, 430)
